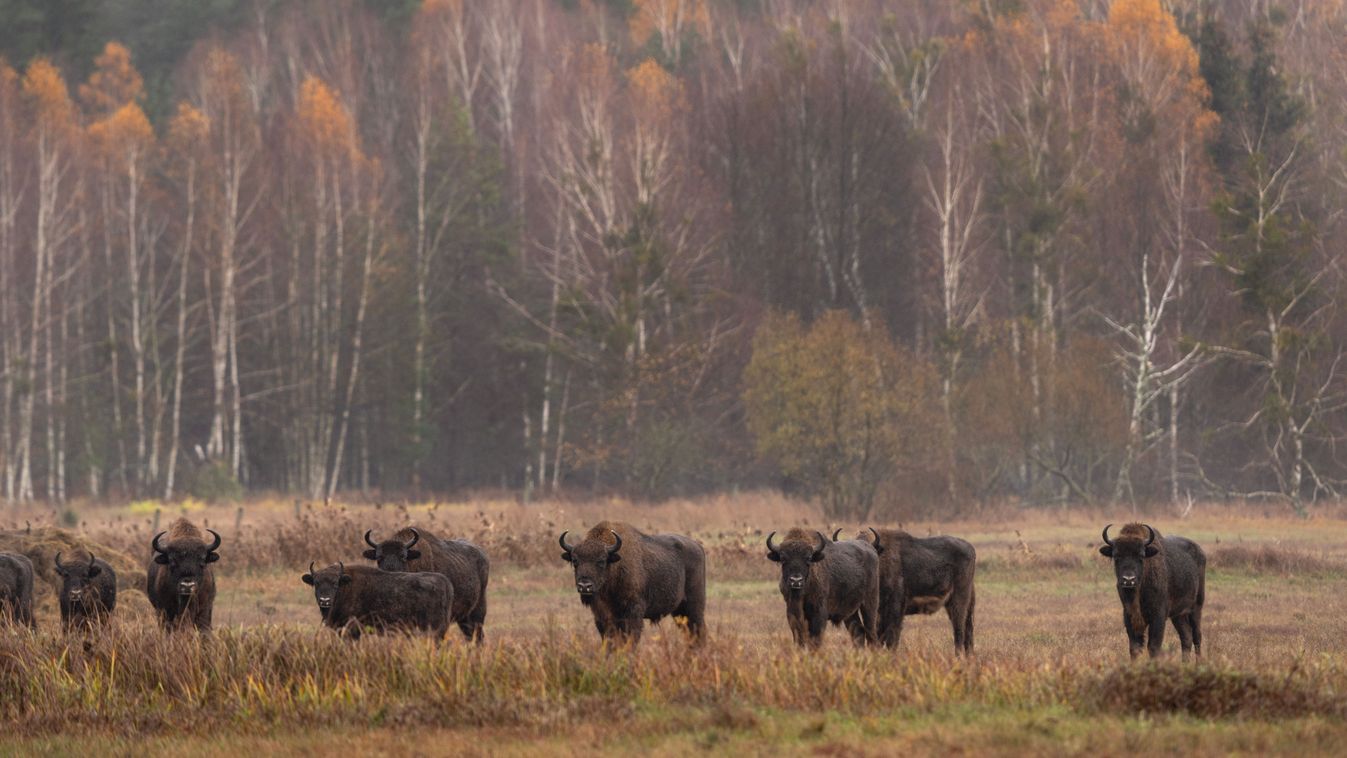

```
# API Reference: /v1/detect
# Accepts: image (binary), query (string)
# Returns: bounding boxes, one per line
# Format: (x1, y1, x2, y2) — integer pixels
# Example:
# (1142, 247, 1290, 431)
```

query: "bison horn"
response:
(608, 530, 622, 555)
(765, 531, 778, 553)
(337, 560, 345, 577)
(151, 531, 168, 554)
(813, 531, 828, 559)
(405, 527, 420, 550)
(1144, 524, 1157, 547)
(364, 529, 378, 548)
(831, 527, 843, 542)
(206, 529, 222, 553)
(1101, 524, 1114, 547)
(559, 531, 574, 552)
(55, 551, 66, 570)
(309, 561, 316, 576)
(869, 527, 880, 544)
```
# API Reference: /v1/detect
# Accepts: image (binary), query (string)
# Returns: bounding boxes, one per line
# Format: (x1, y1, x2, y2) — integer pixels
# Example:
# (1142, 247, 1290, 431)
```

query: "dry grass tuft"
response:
(1208, 544, 1340, 576)
(1085, 662, 1346, 719)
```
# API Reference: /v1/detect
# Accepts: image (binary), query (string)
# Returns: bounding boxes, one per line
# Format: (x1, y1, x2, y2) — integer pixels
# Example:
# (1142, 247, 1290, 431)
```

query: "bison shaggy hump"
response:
(559, 520, 706, 645)
(0, 552, 36, 628)
(146, 518, 221, 632)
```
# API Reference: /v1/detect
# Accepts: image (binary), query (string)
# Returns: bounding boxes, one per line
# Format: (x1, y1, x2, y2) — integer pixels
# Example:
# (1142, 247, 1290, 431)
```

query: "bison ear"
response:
(607, 552, 622, 564)
(406, 550, 422, 560)
(1098, 545, 1113, 557)
(338, 574, 353, 586)
(766, 550, 780, 562)
(154, 553, 170, 565)
(560, 551, 573, 563)
(810, 551, 827, 563)
(362, 549, 377, 561)
(86, 565, 102, 578)
(1144, 545, 1160, 558)
(205, 552, 220, 564)
(302, 573, 315, 585)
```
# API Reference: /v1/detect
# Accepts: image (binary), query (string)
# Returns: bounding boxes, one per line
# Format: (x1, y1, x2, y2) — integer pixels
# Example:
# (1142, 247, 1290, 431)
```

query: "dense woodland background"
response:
(0, 0, 1344, 517)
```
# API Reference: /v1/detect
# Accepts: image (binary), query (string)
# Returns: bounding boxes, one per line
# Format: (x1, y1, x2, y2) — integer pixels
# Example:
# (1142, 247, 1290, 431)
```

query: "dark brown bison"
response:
(840, 527, 976, 652)
(1099, 523, 1206, 660)
(302, 561, 452, 640)
(768, 529, 879, 648)
(146, 518, 221, 631)
(362, 526, 489, 642)
(55, 552, 117, 629)
(0, 552, 35, 628)
(558, 521, 705, 645)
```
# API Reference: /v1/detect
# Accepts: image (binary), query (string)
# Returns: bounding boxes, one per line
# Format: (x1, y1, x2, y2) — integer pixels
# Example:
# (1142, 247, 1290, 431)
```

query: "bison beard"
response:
(362, 526, 490, 642)
(769, 528, 879, 648)
(146, 518, 221, 632)
(559, 521, 706, 646)
(1099, 522, 1207, 660)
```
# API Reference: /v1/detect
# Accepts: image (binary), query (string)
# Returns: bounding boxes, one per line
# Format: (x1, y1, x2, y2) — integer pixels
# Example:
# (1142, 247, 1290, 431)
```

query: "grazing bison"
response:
(768, 529, 879, 648)
(146, 518, 221, 631)
(302, 561, 452, 640)
(55, 552, 117, 629)
(558, 521, 706, 645)
(362, 526, 489, 642)
(0, 552, 35, 628)
(839, 527, 976, 652)
(1099, 523, 1206, 660)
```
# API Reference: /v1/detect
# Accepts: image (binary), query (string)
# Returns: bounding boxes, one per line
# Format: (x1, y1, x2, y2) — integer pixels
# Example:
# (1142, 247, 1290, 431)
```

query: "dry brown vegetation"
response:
(3, 494, 1347, 754)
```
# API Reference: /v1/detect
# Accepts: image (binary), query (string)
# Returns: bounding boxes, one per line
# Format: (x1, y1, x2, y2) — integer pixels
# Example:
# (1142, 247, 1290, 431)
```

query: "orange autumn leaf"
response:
(80, 42, 144, 116)
(22, 59, 77, 136)
(88, 101, 154, 161)
(627, 58, 684, 122)
(296, 75, 361, 161)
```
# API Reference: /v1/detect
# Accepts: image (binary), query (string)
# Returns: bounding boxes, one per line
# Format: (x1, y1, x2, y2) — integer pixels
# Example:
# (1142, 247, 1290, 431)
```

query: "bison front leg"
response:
(1145, 611, 1168, 659)
(806, 607, 828, 649)
(1123, 611, 1146, 660)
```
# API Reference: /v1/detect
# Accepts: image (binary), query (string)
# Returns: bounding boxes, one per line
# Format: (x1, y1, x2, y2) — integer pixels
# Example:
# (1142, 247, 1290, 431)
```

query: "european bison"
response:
(0, 552, 35, 628)
(767, 529, 879, 648)
(841, 527, 976, 652)
(558, 521, 706, 645)
(146, 518, 221, 631)
(55, 551, 117, 629)
(302, 561, 452, 640)
(363, 526, 490, 642)
(1099, 523, 1206, 660)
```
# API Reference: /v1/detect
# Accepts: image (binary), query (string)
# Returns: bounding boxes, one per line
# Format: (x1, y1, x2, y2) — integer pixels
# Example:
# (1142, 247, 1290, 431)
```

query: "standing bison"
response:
(768, 529, 879, 648)
(55, 552, 117, 630)
(146, 518, 221, 631)
(1099, 523, 1206, 660)
(839, 527, 976, 652)
(0, 552, 35, 628)
(362, 526, 489, 642)
(302, 561, 452, 640)
(558, 521, 706, 645)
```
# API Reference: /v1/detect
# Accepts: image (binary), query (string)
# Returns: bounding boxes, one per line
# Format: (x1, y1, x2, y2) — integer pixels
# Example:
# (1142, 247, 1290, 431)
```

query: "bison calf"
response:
(768, 529, 878, 648)
(559, 521, 706, 645)
(146, 518, 221, 631)
(0, 552, 35, 628)
(302, 562, 452, 640)
(363, 526, 490, 642)
(55, 552, 117, 630)
(1099, 523, 1206, 660)
(845, 528, 976, 653)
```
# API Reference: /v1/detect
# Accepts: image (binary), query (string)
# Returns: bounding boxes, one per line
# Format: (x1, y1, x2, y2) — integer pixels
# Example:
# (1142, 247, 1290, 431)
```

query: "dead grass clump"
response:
(1208, 544, 1339, 576)
(0, 527, 145, 594)
(1085, 663, 1346, 719)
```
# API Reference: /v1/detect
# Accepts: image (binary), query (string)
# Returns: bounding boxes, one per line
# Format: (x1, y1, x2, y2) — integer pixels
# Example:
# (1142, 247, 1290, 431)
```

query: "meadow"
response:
(2, 494, 1347, 756)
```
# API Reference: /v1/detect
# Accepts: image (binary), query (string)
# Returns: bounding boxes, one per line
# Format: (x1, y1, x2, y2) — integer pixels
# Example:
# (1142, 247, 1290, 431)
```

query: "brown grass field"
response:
(3, 493, 1347, 756)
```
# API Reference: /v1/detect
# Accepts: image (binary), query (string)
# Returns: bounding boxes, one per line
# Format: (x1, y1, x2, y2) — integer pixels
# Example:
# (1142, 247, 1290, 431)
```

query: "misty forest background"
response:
(0, 0, 1343, 518)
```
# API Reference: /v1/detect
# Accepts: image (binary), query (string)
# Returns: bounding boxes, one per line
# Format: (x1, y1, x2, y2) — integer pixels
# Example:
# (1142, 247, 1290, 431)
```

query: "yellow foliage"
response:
(627, 58, 684, 122)
(167, 101, 210, 153)
(88, 101, 154, 161)
(1106, 0, 1210, 121)
(79, 41, 144, 116)
(22, 58, 76, 134)
(296, 75, 360, 161)
(629, 0, 710, 49)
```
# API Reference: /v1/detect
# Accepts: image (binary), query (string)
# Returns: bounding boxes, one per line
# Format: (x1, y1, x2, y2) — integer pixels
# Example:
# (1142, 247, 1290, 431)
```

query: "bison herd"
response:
(0, 518, 1207, 660)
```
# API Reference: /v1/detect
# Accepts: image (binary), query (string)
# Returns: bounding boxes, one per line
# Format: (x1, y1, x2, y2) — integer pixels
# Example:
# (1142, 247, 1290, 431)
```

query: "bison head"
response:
(151, 529, 220, 597)
(302, 561, 352, 614)
(1099, 524, 1157, 590)
(559, 529, 621, 599)
(54, 552, 103, 604)
(766, 530, 827, 592)
(362, 528, 422, 571)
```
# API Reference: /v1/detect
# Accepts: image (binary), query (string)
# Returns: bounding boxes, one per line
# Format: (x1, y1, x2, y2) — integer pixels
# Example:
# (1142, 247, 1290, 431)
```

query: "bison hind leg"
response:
(1172, 614, 1195, 662)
